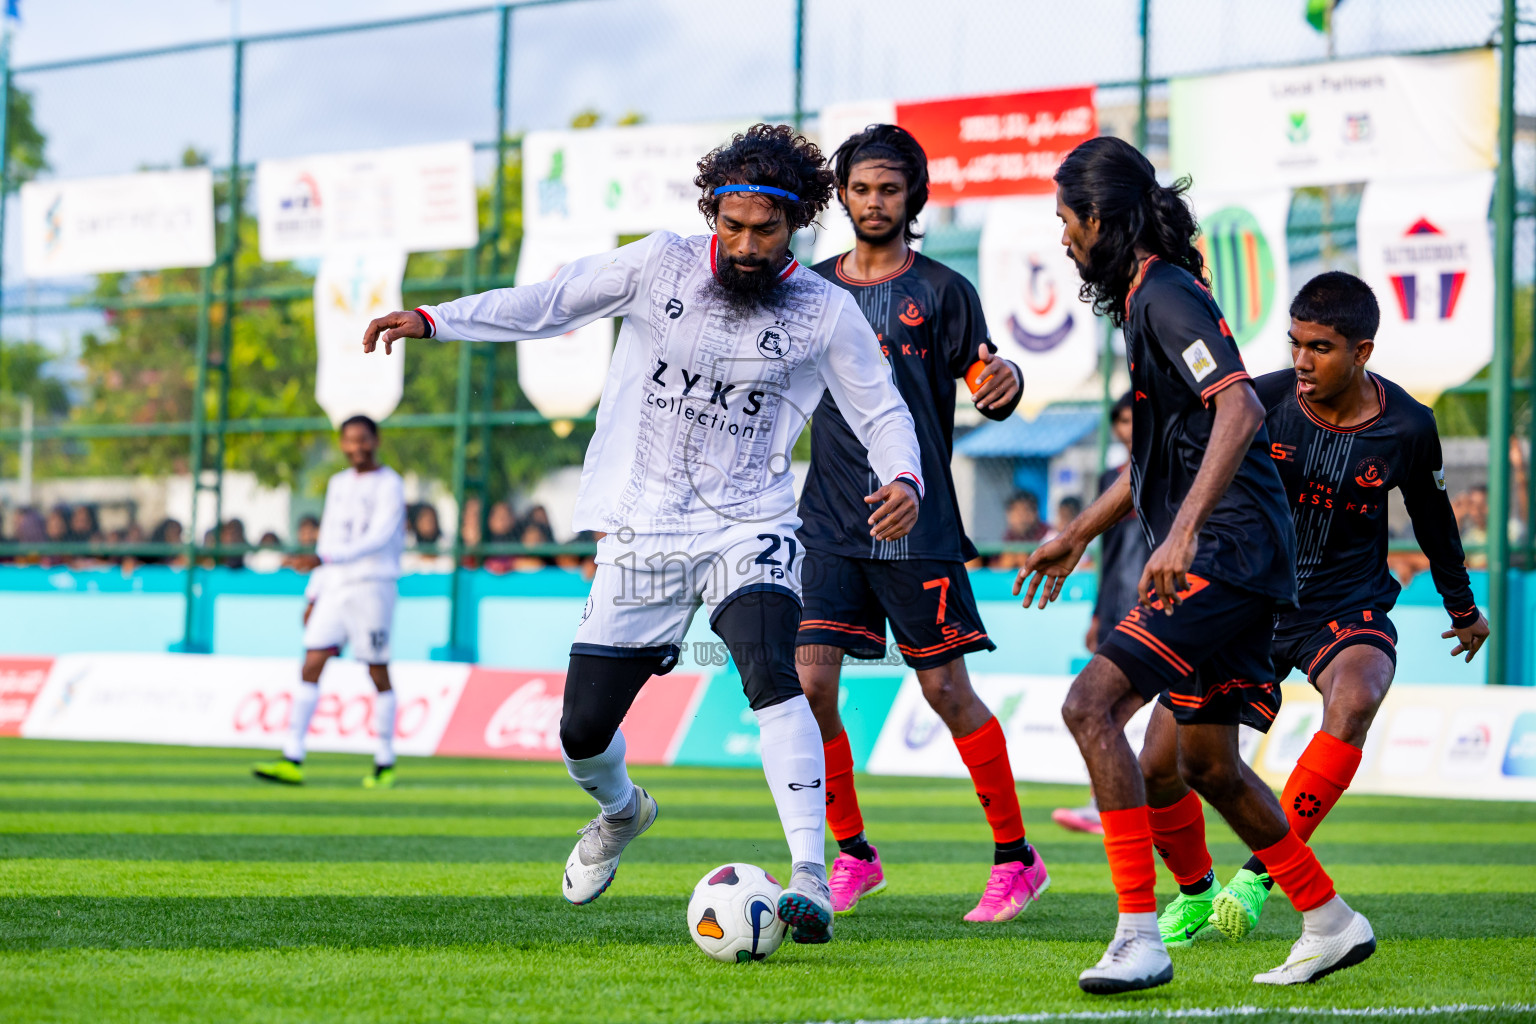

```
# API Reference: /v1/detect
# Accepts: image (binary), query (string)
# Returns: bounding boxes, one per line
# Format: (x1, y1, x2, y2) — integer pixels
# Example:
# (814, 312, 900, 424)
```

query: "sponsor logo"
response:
(1432, 467, 1447, 491)
(757, 325, 790, 359)
(1181, 339, 1217, 382)
(1441, 710, 1498, 779)
(1196, 205, 1278, 347)
(665, 297, 684, 319)
(897, 299, 925, 327)
(481, 678, 563, 752)
(787, 779, 822, 791)
(1379, 706, 1441, 778)
(1353, 455, 1389, 489)
(269, 172, 325, 246)
(1342, 111, 1373, 143)
(1271, 442, 1297, 462)
(1383, 218, 1469, 323)
(1005, 255, 1074, 352)
(1502, 712, 1536, 778)
(1287, 110, 1310, 145)
(0, 658, 53, 737)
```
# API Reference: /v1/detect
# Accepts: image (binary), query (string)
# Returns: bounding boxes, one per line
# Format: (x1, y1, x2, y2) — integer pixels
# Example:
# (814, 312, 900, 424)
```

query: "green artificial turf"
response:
(1, 738, 1532, 1024)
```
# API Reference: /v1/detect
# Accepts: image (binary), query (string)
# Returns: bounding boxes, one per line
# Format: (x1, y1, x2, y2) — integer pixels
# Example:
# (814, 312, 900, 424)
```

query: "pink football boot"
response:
(964, 853, 1050, 922)
(828, 847, 887, 914)
(1052, 805, 1104, 835)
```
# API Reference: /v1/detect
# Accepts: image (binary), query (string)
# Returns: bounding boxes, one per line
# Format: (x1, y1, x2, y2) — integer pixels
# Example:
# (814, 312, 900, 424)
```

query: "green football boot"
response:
(363, 766, 397, 789)
(1157, 880, 1218, 948)
(1209, 867, 1271, 940)
(252, 759, 304, 785)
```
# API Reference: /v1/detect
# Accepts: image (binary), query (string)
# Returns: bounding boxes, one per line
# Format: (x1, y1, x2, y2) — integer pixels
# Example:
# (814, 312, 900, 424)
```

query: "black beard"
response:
(709, 253, 789, 315)
(852, 218, 904, 247)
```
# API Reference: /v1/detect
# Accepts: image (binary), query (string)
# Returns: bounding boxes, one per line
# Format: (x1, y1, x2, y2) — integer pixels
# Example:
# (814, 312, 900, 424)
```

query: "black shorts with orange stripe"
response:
(1272, 609, 1398, 689)
(797, 551, 995, 670)
(1098, 573, 1281, 732)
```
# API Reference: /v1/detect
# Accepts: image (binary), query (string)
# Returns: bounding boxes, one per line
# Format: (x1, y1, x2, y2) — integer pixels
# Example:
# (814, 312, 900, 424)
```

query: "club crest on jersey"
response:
(757, 324, 790, 359)
(1354, 456, 1389, 488)
(898, 299, 925, 327)
(1181, 339, 1217, 382)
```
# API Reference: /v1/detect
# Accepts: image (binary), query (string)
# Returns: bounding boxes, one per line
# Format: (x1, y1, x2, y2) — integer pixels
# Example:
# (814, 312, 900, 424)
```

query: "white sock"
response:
(1301, 894, 1353, 934)
(1118, 911, 1160, 941)
(282, 681, 320, 763)
(374, 689, 397, 768)
(755, 695, 826, 869)
(563, 730, 635, 816)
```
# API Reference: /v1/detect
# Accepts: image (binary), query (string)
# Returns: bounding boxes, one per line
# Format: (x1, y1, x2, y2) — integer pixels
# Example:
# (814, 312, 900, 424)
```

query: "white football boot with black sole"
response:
(1078, 927, 1175, 995)
(777, 864, 834, 944)
(561, 786, 658, 905)
(1254, 905, 1376, 985)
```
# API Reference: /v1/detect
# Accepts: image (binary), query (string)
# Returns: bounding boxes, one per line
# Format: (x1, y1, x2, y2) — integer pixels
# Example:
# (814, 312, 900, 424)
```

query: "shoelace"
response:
(828, 861, 864, 900)
(1101, 933, 1141, 965)
(982, 865, 1023, 902)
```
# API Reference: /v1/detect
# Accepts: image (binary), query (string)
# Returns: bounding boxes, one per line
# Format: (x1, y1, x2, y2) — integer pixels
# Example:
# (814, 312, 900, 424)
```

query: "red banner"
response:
(0, 657, 53, 737)
(436, 667, 703, 763)
(896, 86, 1096, 203)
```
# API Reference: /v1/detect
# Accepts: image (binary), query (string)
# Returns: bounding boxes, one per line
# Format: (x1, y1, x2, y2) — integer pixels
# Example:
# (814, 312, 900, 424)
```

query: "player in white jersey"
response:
(253, 415, 407, 789)
(362, 125, 924, 944)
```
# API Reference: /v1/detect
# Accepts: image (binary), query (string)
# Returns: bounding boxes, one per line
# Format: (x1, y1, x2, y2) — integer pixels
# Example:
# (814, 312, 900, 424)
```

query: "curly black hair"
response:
(696, 123, 836, 233)
(832, 123, 929, 244)
(1053, 136, 1206, 326)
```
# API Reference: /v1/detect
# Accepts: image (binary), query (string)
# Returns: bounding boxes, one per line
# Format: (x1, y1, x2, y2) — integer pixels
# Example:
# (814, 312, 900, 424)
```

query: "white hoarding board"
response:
(1356, 171, 1494, 402)
(515, 231, 615, 420)
(978, 196, 1101, 414)
(1170, 51, 1496, 191)
(21, 168, 216, 278)
(314, 248, 408, 427)
(257, 141, 478, 261)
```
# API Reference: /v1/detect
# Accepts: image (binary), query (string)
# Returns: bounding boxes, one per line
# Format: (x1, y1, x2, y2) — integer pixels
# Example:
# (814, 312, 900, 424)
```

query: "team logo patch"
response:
(898, 299, 925, 327)
(665, 297, 684, 319)
(1181, 339, 1217, 382)
(1433, 466, 1447, 491)
(756, 325, 789, 359)
(1354, 456, 1389, 489)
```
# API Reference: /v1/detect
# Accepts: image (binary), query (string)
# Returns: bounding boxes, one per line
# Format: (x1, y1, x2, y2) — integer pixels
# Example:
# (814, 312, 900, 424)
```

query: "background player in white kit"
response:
(361, 124, 923, 944)
(253, 415, 407, 789)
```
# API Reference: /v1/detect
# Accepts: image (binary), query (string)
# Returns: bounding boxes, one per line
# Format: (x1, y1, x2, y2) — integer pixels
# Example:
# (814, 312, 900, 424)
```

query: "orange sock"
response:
(1254, 828, 1336, 912)
(1100, 806, 1158, 913)
(1147, 789, 1212, 886)
(1283, 731, 1362, 843)
(823, 730, 864, 842)
(953, 717, 1025, 845)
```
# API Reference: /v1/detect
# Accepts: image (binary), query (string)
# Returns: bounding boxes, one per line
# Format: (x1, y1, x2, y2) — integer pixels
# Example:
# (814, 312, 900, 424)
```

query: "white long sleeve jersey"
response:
(310, 465, 406, 595)
(418, 231, 924, 536)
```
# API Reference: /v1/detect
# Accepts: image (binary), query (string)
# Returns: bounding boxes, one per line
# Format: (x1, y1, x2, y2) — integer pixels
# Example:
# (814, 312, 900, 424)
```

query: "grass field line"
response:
(798, 1004, 1536, 1023)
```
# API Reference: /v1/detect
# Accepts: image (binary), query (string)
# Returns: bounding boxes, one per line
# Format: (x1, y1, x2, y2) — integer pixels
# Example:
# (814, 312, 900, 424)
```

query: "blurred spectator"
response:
(68, 504, 100, 542)
(482, 501, 519, 574)
(220, 518, 249, 569)
(513, 521, 554, 573)
(282, 515, 321, 573)
(1386, 549, 1430, 586)
(10, 507, 45, 565)
(117, 522, 147, 574)
(1456, 485, 1488, 569)
(43, 506, 71, 566)
(199, 526, 220, 568)
(991, 491, 1049, 570)
(147, 518, 187, 567)
(1054, 496, 1083, 537)
(523, 504, 553, 533)
(459, 495, 484, 569)
(402, 503, 453, 574)
(1087, 392, 1147, 652)
(248, 531, 285, 573)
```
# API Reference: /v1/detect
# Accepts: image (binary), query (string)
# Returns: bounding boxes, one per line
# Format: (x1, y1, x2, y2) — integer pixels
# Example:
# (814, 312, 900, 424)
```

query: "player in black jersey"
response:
(1018, 137, 1374, 993)
(795, 124, 1045, 923)
(1137, 271, 1490, 946)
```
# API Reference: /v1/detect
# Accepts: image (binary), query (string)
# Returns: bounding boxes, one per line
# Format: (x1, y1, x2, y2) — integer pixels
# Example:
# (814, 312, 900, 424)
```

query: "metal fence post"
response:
(1488, 0, 1517, 685)
(1136, 0, 1150, 150)
(212, 39, 244, 531)
(792, 0, 805, 130)
(177, 266, 215, 652)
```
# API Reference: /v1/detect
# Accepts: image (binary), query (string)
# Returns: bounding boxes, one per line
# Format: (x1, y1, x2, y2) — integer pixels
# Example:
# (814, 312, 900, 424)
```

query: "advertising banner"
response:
(1190, 188, 1293, 377)
(522, 122, 744, 239)
(1355, 171, 1495, 401)
(897, 87, 1096, 204)
(21, 168, 216, 278)
(978, 197, 1101, 413)
(1170, 51, 1496, 191)
(435, 667, 703, 763)
(256, 141, 478, 261)
(0, 657, 53, 737)
(313, 248, 408, 427)
(514, 231, 616, 420)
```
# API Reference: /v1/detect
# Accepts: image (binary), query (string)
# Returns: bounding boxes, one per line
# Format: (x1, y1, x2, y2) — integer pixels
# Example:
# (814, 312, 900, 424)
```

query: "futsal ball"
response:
(686, 863, 787, 963)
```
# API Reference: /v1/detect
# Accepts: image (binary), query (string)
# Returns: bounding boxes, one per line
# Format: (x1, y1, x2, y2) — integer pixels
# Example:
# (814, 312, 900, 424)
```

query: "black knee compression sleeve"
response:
(558, 653, 666, 760)
(712, 588, 804, 711)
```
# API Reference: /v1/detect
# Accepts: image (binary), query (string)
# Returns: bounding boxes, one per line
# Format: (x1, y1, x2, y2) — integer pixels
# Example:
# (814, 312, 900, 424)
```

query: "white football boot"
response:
(561, 786, 659, 905)
(1078, 926, 1175, 995)
(777, 863, 834, 944)
(1254, 902, 1376, 985)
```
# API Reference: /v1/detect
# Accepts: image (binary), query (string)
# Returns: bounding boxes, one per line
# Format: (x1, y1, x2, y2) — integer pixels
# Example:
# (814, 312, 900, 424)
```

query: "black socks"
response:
(995, 838, 1035, 866)
(838, 833, 877, 862)
(1181, 868, 1216, 895)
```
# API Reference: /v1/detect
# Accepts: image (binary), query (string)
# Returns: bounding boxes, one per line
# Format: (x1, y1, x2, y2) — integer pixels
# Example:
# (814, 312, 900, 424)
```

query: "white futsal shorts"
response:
(303, 580, 397, 663)
(572, 519, 804, 667)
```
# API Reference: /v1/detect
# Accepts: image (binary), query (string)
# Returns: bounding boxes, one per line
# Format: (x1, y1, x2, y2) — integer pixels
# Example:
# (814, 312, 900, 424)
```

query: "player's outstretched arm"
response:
(1016, 471, 1133, 608)
(362, 310, 427, 356)
(1139, 381, 1264, 614)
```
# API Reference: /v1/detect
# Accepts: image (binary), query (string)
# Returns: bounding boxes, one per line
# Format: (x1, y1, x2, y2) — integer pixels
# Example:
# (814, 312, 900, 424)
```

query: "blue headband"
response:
(714, 184, 800, 202)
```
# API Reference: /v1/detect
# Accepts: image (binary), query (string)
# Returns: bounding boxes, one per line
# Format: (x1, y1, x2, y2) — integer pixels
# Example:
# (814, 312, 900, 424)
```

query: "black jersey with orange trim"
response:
(1254, 368, 1478, 631)
(1123, 258, 1297, 607)
(799, 250, 1015, 560)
